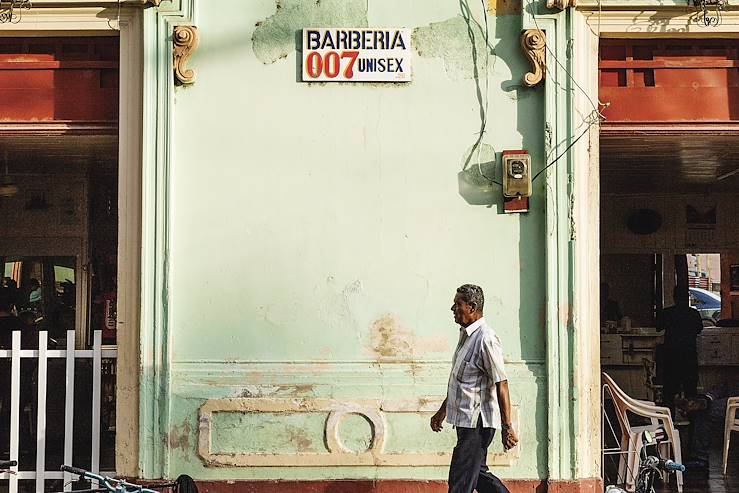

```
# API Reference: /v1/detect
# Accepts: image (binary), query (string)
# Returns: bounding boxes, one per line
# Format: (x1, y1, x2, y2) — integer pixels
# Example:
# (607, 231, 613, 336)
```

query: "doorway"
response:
(0, 36, 119, 492)
(598, 39, 739, 490)
(0, 6, 144, 489)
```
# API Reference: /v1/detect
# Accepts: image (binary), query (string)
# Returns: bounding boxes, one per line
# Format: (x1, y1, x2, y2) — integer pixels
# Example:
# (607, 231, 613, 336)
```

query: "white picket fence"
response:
(0, 330, 116, 493)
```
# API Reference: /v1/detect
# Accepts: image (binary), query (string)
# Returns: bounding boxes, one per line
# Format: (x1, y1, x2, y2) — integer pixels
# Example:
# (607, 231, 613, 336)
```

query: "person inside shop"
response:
(2, 277, 20, 311)
(600, 282, 623, 324)
(657, 286, 703, 414)
(0, 288, 23, 349)
(28, 278, 42, 305)
(677, 382, 739, 472)
(0, 288, 19, 454)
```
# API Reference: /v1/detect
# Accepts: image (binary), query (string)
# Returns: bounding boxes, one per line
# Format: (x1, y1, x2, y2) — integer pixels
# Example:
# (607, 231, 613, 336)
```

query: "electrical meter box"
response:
(502, 150, 532, 198)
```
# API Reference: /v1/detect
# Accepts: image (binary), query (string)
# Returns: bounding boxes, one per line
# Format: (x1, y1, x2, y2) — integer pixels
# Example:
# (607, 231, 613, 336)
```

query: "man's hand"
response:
(430, 407, 446, 432)
(501, 426, 519, 450)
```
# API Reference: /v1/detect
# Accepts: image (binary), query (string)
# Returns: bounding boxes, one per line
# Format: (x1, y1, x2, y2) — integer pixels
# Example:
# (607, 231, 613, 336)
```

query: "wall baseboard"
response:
(193, 478, 603, 493)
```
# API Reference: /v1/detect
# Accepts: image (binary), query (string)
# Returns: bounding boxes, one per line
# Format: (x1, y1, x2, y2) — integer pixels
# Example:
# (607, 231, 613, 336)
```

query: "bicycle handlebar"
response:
(643, 456, 686, 473)
(661, 459, 686, 472)
(0, 460, 17, 468)
(61, 465, 89, 477)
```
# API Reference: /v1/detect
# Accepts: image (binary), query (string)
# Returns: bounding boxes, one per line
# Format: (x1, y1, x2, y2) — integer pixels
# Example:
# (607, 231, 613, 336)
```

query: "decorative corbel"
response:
(521, 29, 546, 88)
(173, 25, 199, 85)
(140, 0, 162, 6)
(546, 0, 577, 9)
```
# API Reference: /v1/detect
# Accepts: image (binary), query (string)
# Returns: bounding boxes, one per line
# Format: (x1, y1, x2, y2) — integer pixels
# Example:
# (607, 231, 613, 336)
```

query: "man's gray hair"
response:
(456, 284, 484, 312)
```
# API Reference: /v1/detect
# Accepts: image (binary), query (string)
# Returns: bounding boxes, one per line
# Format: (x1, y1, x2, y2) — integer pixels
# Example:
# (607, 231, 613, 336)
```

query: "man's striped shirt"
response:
(445, 317, 508, 429)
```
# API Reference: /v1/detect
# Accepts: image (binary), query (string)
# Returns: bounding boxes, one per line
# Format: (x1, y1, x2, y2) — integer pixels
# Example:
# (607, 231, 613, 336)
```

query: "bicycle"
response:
(604, 430, 685, 493)
(57, 465, 198, 493)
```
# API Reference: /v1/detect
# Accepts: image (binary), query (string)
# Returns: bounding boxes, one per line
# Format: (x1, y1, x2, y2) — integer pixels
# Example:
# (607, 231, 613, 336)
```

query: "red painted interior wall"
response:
(0, 36, 119, 122)
(600, 39, 739, 122)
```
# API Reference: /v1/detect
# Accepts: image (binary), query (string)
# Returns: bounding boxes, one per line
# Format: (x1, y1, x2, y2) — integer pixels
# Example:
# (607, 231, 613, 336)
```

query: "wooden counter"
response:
(601, 327, 739, 399)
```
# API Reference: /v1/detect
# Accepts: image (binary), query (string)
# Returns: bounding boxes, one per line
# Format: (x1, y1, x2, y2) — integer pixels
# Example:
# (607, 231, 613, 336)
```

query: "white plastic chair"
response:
(642, 358, 663, 404)
(602, 372, 683, 492)
(724, 396, 739, 475)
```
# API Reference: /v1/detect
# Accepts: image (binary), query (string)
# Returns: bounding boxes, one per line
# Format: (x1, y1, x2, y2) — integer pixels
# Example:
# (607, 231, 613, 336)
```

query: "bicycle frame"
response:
(87, 472, 161, 493)
(61, 466, 162, 493)
(604, 431, 684, 493)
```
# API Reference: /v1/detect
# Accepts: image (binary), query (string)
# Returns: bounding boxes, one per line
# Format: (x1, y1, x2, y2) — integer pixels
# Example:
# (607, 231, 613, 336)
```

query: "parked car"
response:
(689, 287, 721, 325)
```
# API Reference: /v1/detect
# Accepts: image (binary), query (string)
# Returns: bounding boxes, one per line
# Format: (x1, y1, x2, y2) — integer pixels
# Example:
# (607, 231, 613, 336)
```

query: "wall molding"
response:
(172, 360, 546, 389)
(521, 29, 546, 87)
(577, 7, 739, 33)
(198, 398, 521, 468)
(173, 25, 198, 85)
(547, 0, 577, 9)
(172, 358, 547, 365)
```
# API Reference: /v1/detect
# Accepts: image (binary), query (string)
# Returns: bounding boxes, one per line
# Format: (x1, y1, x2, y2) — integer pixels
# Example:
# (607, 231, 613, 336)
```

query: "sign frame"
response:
(302, 27, 413, 83)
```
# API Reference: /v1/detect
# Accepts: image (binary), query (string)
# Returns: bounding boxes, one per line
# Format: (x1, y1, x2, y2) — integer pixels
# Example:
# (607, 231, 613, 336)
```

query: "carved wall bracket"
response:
(173, 25, 199, 85)
(546, 0, 577, 9)
(521, 29, 546, 88)
(139, 0, 163, 6)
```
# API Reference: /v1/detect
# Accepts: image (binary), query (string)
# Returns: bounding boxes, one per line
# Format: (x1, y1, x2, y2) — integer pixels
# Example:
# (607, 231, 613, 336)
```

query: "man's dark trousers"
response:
(663, 350, 698, 415)
(448, 416, 511, 493)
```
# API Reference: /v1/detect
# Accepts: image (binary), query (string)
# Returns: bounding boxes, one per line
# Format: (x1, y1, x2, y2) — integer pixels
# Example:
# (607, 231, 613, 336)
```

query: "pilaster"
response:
(522, 0, 579, 481)
(139, 0, 197, 479)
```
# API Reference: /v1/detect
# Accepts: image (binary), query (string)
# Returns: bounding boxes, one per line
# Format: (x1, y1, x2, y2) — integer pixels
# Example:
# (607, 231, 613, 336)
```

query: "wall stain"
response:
(368, 315, 449, 363)
(277, 384, 316, 396)
(284, 424, 315, 452)
(252, 0, 369, 64)
(413, 16, 495, 81)
(168, 420, 192, 451)
(369, 315, 414, 359)
(489, 0, 522, 15)
(238, 385, 280, 397)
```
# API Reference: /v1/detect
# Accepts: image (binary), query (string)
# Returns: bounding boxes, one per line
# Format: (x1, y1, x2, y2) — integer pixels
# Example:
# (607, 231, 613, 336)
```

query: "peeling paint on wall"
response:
(368, 315, 449, 360)
(370, 315, 414, 359)
(413, 16, 495, 81)
(238, 385, 280, 397)
(168, 420, 192, 451)
(284, 424, 315, 452)
(252, 0, 369, 64)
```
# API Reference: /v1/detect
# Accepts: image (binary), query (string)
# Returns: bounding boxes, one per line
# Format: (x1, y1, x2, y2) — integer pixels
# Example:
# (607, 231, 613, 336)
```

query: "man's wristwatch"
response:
(501, 423, 513, 430)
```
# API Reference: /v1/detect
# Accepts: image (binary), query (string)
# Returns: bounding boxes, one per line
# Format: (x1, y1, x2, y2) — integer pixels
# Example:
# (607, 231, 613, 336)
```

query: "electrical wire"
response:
(475, 0, 503, 186)
(459, 0, 502, 186)
(474, 0, 498, 185)
(460, 0, 608, 188)
(528, 0, 607, 119)
(523, 0, 608, 183)
(107, 0, 122, 30)
(531, 113, 597, 183)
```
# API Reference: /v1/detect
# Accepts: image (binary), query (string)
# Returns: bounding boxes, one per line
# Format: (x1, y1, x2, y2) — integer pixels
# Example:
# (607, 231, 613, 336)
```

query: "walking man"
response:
(430, 284, 518, 493)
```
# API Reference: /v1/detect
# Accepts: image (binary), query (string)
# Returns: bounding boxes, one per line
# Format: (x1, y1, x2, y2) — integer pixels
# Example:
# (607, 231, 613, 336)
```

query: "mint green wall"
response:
(164, 0, 548, 481)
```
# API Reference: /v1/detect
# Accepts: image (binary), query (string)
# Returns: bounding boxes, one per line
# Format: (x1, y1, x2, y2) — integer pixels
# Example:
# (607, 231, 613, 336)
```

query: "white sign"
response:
(302, 28, 412, 83)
